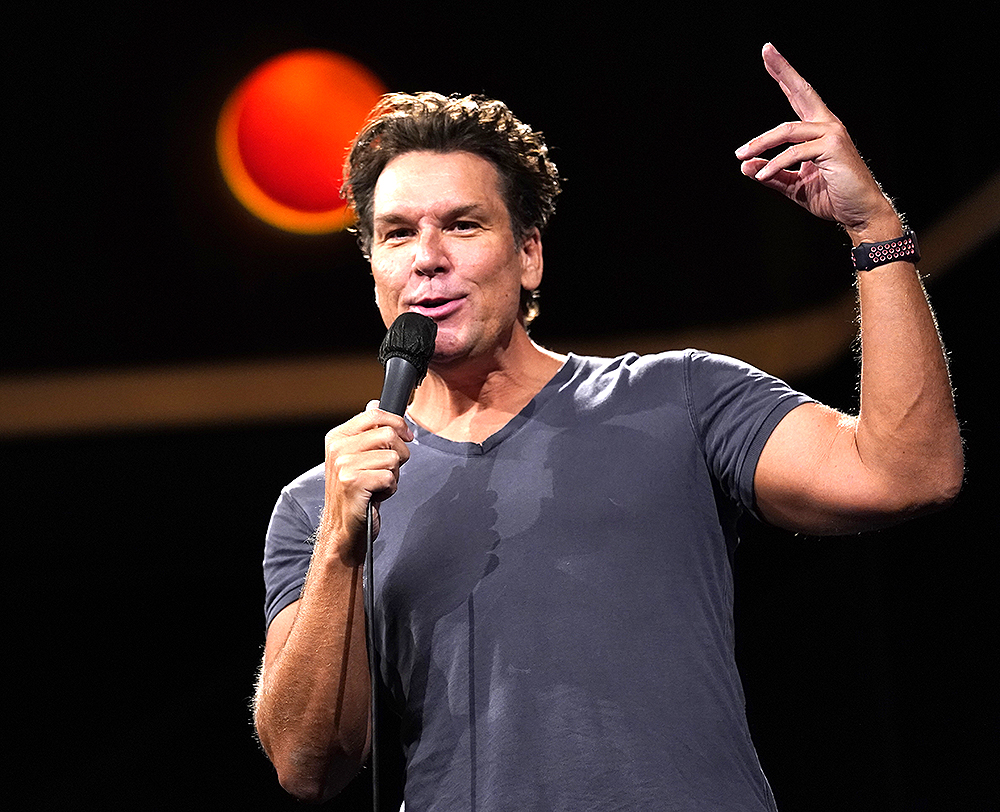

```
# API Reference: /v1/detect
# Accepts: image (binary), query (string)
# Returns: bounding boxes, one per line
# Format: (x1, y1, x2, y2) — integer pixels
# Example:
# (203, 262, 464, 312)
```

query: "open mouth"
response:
(409, 296, 464, 319)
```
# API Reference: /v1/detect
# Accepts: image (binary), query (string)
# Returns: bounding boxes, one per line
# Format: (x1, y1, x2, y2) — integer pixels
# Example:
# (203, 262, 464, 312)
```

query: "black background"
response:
(6, 5, 996, 810)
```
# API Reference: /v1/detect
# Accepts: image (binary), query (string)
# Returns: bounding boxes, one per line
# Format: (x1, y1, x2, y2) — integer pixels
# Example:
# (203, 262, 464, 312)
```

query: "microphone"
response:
(377, 312, 438, 415)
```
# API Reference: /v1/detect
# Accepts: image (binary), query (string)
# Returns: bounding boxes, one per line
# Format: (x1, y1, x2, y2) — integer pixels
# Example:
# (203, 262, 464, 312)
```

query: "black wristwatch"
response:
(851, 229, 920, 272)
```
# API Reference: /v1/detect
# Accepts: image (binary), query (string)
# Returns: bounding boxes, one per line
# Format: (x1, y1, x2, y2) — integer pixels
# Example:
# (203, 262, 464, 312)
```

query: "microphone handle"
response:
(379, 356, 420, 416)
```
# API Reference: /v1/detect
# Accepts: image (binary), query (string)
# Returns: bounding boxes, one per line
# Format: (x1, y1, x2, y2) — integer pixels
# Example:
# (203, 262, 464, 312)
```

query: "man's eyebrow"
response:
(373, 212, 412, 228)
(445, 203, 490, 220)
(374, 202, 492, 228)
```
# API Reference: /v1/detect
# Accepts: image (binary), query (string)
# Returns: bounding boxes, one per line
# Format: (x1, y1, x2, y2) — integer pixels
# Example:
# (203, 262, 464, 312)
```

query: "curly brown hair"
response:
(342, 92, 561, 326)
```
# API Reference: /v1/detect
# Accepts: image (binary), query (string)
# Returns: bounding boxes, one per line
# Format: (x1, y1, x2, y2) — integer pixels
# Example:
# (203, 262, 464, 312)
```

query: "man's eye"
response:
(451, 221, 480, 232)
(384, 228, 412, 241)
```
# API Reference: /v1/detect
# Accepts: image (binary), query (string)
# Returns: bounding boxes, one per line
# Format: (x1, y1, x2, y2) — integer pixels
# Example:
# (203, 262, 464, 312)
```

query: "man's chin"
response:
(426, 332, 476, 369)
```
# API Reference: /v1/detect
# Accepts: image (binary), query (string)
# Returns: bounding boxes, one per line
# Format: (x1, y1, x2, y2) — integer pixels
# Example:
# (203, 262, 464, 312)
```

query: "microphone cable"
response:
(365, 499, 381, 811)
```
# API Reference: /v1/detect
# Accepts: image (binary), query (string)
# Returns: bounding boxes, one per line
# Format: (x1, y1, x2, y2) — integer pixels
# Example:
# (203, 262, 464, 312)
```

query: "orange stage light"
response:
(217, 50, 386, 234)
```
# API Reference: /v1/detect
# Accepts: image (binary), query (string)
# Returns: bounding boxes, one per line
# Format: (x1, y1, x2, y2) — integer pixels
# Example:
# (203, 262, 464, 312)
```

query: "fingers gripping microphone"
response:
(377, 312, 438, 415)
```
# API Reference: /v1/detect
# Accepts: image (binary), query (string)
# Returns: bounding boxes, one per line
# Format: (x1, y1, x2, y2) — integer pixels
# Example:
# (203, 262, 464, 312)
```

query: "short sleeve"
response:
(684, 349, 813, 519)
(262, 469, 324, 630)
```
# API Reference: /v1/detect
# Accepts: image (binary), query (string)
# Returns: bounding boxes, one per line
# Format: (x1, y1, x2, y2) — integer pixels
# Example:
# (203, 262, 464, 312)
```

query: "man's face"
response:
(369, 150, 542, 367)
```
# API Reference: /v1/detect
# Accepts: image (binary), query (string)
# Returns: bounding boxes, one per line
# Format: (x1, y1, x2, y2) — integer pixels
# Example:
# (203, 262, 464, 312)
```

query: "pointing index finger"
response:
(762, 42, 834, 123)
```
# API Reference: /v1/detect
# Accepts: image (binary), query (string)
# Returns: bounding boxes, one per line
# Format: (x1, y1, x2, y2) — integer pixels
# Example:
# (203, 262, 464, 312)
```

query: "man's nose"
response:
(413, 229, 449, 277)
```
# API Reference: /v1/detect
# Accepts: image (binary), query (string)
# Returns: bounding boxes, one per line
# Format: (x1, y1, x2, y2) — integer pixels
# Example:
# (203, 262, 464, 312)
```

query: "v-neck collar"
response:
(409, 354, 581, 456)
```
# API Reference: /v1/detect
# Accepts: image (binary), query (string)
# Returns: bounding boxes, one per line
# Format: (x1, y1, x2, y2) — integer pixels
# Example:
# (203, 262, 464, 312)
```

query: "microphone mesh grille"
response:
(378, 313, 438, 381)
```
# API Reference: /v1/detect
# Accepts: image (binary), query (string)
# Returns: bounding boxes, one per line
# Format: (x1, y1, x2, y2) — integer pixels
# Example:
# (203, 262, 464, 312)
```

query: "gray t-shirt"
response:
(263, 351, 812, 811)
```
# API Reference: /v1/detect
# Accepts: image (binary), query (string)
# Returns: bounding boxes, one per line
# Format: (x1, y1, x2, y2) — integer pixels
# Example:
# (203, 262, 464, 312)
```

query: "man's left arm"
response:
(736, 44, 964, 535)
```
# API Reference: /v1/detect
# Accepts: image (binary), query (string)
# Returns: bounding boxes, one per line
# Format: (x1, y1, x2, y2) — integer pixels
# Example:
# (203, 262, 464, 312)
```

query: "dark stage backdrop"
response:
(6, 6, 995, 810)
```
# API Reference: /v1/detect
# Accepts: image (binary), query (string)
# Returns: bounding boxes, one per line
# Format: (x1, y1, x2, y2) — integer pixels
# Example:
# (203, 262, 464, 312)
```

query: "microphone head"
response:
(378, 312, 438, 383)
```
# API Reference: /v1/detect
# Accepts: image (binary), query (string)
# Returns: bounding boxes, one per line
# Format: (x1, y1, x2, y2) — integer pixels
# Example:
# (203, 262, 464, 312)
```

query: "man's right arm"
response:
(253, 406, 412, 803)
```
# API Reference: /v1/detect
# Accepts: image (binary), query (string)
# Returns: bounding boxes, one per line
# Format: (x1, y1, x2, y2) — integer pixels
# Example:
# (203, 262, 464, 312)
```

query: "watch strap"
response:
(852, 229, 920, 271)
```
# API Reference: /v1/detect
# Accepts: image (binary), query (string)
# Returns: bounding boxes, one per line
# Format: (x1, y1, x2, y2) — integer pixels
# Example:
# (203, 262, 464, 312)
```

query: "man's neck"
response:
(407, 330, 566, 444)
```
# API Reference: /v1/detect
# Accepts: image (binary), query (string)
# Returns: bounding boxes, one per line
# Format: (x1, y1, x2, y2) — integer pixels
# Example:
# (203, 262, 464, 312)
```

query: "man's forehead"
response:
(373, 150, 504, 211)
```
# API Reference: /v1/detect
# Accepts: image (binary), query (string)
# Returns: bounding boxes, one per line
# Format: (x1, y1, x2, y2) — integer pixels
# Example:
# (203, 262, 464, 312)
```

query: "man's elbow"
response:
(274, 748, 366, 805)
(926, 456, 965, 512)
(256, 715, 367, 804)
(852, 449, 965, 532)
(904, 446, 965, 517)
(277, 770, 334, 805)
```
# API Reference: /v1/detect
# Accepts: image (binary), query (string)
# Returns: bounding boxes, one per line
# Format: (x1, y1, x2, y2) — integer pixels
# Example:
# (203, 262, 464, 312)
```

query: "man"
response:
(254, 44, 963, 810)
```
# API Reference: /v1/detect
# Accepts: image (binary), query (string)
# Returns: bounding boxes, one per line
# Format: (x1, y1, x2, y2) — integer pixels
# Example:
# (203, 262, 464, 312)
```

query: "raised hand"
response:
(735, 43, 897, 238)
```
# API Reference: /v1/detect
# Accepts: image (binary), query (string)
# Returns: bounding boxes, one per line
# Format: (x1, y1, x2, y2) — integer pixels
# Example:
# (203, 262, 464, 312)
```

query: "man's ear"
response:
(519, 228, 544, 292)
